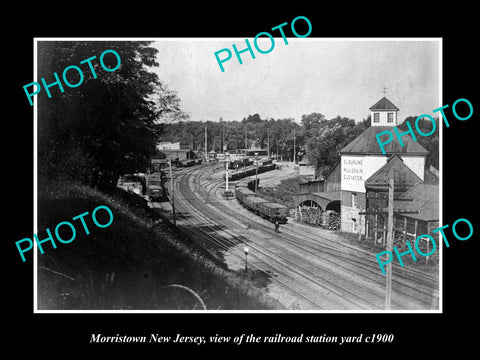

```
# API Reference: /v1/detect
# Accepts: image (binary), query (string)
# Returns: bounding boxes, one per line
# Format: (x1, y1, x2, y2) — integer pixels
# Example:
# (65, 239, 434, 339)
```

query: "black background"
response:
(5, 4, 478, 356)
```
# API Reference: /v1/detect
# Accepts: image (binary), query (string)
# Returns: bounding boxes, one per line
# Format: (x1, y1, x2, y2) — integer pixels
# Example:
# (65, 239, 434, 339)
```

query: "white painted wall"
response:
(341, 155, 387, 193)
(157, 142, 181, 150)
(402, 156, 425, 180)
(371, 110, 397, 126)
(299, 165, 315, 176)
(341, 154, 425, 192)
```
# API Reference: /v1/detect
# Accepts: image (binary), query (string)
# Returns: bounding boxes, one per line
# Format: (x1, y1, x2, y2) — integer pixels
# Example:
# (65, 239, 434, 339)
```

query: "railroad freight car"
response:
(260, 163, 276, 173)
(224, 163, 277, 181)
(146, 173, 164, 201)
(178, 159, 195, 167)
(234, 179, 289, 224)
(258, 202, 288, 224)
(243, 196, 268, 214)
(235, 187, 255, 204)
(247, 178, 259, 191)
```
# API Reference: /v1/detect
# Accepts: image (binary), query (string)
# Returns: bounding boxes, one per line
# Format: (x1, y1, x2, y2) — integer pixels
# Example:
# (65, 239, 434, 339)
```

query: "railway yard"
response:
(147, 161, 440, 311)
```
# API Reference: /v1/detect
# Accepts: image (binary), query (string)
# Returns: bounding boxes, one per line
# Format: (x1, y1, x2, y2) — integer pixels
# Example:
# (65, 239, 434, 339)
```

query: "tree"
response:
(156, 117, 302, 160)
(303, 115, 366, 176)
(241, 113, 262, 124)
(38, 41, 183, 191)
(398, 116, 439, 169)
(152, 83, 189, 123)
(301, 112, 326, 134)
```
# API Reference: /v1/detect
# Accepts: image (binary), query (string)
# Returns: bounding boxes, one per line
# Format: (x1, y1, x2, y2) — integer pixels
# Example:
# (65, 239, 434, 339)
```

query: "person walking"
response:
(274, 219, 280, 233)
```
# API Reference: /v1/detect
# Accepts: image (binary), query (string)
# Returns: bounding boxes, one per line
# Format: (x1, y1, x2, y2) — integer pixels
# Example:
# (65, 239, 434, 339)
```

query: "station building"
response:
(339, 96, 430, 234)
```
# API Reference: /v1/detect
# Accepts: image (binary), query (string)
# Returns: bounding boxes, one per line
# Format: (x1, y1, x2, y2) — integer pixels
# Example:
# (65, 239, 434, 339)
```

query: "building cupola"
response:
(369, 96, 399, 126)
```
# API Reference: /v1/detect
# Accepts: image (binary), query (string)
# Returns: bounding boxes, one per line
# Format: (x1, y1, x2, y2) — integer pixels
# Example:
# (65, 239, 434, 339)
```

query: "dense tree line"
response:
(159, 115, 302, 162)
(158, 114, 370, 176)
(38, 41, 184, 191)
(37, 41, 438, 190)
(159, 113, 439, 177)
(301, 113, 370, 176)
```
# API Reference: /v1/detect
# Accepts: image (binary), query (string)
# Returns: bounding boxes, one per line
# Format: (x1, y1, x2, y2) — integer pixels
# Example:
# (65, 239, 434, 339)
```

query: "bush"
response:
(256, 176, 307, 208)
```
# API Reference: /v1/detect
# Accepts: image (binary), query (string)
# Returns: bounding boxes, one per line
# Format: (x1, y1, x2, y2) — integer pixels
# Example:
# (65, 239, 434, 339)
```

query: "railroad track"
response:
(170, 166, 327, 309)
(168, 164, 439, 310)
(174, 166, 358, 309)
(280, 224, 439, 303)
(211, 169, 438, 307)
(197, 166, 439, 307)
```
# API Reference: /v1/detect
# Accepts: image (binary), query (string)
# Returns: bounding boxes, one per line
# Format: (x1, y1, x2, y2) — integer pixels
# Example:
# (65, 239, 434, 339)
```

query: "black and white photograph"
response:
(6, 5, 479, 356)
(33, 38, 441, 312)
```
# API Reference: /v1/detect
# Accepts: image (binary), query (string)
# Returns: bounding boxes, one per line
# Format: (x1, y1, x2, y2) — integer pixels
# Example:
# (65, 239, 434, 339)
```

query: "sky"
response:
(152, 38, 441, 123)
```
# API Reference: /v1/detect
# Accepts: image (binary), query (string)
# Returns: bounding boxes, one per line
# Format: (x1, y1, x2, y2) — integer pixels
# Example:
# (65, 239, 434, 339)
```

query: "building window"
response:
(351, 193, 357, 207)
(373, 112, 380, 123)
(387, 112, 394, 123)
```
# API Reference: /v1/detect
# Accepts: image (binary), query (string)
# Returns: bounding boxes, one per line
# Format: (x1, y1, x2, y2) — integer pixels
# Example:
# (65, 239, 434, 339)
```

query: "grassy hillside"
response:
(37, 181, 278, 310)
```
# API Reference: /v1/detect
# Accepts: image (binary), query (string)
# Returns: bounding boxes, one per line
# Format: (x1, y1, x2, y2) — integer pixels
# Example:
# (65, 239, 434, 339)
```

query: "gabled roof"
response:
(395, 183, 439, 222)
(369, 97, 399, 111)
(340, 126, 429, 155)
(365, 155, 423, 192)
(325, 160, 341, 182)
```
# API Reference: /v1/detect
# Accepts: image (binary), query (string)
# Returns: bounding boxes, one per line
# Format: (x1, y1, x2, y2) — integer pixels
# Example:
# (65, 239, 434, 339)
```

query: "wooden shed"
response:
(363, 155, 438, 245)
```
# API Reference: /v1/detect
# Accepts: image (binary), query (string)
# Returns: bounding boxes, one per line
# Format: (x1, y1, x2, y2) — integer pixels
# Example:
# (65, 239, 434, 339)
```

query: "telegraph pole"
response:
(204, 125, 207, 162)
(225, 159, 229, 192)
(254, 152, 259, 193)
(169, 160, 176, 227)
(222, 122, 225, 156)
(267, 127, 270, 158)
(293, 130, 296, 164)
(276, 140, 279, 161)
(385, 178, 394, 309)
(358, 172, 418, 310)
(245, 126, 248, 150)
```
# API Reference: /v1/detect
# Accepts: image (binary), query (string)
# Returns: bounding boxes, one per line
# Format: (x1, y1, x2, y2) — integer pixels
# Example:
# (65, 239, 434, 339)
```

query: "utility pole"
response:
(222, 123, 225, 156)
(204, 125, 207, 162)
(276, 136, 279, 161)
(358, 172, 418, 310)
(225, 159, 229, 192)
(169, 160, 176, 227)
(385, 178, 394, 309)
(254, 152, 259, 193)
(267, 127, 270, 158)
(293, 130, 296, 164)
(245, 126, 248, 150)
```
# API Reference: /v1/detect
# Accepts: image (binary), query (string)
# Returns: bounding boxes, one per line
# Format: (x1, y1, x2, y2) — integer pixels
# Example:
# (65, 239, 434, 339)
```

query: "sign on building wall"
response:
(342, 157, 364, 189)
(341, 155, 388, 193)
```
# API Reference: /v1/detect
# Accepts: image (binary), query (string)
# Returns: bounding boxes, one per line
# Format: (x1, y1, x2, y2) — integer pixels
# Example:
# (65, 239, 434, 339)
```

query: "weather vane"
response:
(382, 87, 388, 95)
